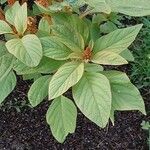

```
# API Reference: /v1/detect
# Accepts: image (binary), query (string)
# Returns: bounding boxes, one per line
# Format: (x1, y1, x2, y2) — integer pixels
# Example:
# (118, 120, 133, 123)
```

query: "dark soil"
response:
(0, 75, 150, 150)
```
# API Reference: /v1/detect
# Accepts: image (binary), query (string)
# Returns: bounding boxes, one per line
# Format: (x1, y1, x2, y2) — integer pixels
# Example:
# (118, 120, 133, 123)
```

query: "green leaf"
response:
(0, 71, 16, 104)
(85, 63, 104, 72)
(120, 49, 134, 62)
(53, 14, 89, 44)
(14, 57, 65, 75)
(73, 72, 111, 128)
(28, 75, 51, 107)
(49, 61, 84, 99)
(102, 71, 146, 116)
(39, 17, 51, 32)
(6, 34, 42, 67)
(106, 0, 150, 16)
(52, 25, 84, 52)
(84, 0, 111, 14)
(5, 1, 20, 25)
(0, 20, 13, 35)
(40, 36, 72, 60)
(23, 73, 42, 81)
(0, 42, 15, 81)
(0, 41, 8, 57)
(46, 96, 77, 143)
(92, 51, 128, 65)
(93, 24, 142, 54)
(100, 21, 117, 34)
(14, 2, 27, 34)
(90, 23, 100, 42)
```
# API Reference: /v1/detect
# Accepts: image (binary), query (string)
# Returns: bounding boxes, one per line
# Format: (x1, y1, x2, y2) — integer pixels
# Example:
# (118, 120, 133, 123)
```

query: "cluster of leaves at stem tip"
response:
(0, 0, 149, 143)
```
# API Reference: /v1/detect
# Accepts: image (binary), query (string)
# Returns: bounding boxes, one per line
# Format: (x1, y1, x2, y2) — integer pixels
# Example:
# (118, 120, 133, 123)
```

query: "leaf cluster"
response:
(0, 0, 148, 143)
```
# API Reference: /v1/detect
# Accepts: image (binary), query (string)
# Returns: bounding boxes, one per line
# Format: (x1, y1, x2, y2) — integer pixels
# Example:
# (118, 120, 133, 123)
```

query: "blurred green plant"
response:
(130, 17, 150, 89)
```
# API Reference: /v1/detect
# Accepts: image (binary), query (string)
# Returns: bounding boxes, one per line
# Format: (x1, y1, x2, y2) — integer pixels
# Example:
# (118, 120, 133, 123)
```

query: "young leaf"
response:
(46, 96, 77, 143)
(0, 20, 13, 34)
(73, 72, 111, 128)
(0, 71, 16, 104)
(102, 71, 146, 117)
(92, 51, 128, 65)
(28, 75, 51, 107)
(5, 1, 20, 25)
(49, 61, 84, 99)
(107, 0, 150, 16)
(6, 34, 42, 67)
(14, 2, 27, 34)
(40, 36, 72, 60)
(93, 24, 143, 54)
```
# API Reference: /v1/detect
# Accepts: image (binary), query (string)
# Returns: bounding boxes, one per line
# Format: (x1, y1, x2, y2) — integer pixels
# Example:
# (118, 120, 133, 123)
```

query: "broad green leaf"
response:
(40, 36, 72, 60)
(6, 34, 42, 67)
(120, 49, 134, 62)
(46, 96, 77, 143)
(5, 1, 20, 25)
(93, 24, 142, 54)
(85, 63, 104, 72)
(0, 20, 13, 34)
(102, 71, 146, 116)
(73, 72, 111, 128)
(85, 0, 111, 14)
(92, 51, 128, 65)
(38, 17, 51, 34)
(28, 75, 51, 107)
(0, 71, 16, 104)
(106, 0, 150, 17)
(14, 57, 65, 75)
(14, 2, 27, 34)
(52, 25, 84, 52)
(68, 15, 89, 44)
(0, 43, 15, 81)
(53, 14, 89, 43)
(49, 62, 84, 99)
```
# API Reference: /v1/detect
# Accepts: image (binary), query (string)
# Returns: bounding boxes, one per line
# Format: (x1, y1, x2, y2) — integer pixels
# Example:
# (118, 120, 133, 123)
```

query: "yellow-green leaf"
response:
(6, 34, 42, 67)
(73, 72, 111, 128)
(49, 61, 84, 99)
(46, 96, 77, 143)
